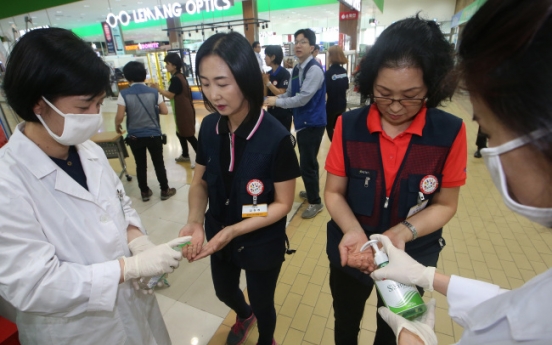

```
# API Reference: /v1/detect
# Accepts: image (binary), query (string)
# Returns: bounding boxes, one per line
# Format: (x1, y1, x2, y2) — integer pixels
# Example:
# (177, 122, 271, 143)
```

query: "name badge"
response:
(407, 200, 428, 218)
(242, 204, 268, 218)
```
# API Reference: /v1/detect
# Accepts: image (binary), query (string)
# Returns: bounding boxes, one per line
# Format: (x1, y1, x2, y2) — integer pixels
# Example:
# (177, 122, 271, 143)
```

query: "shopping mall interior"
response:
(2, 0, 552, 345)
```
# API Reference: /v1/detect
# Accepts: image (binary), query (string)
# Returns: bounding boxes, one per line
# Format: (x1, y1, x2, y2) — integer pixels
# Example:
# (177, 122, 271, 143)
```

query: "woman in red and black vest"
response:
(324, 16, 467, 345)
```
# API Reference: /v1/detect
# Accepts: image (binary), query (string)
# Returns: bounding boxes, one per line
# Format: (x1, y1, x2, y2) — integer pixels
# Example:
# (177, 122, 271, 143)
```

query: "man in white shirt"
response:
(252, 41, 263, 71)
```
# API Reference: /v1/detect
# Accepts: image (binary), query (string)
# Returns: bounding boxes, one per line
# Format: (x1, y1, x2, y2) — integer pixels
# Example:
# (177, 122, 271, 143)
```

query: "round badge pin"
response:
(273, 80, 278, 86)
(247, 179, 264, 196)
(420, 175, 438, 194)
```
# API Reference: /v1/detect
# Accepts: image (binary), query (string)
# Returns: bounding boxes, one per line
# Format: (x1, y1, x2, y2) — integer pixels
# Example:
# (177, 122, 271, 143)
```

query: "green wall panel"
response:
(72, 0, 338, 39)
(0, 0, 81, 20)
(73, 2, 244, 38)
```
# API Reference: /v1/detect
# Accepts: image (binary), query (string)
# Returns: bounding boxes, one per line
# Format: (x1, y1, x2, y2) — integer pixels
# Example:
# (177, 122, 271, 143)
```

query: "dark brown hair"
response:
(458, 0, 552, 162)
(355, 15, 455, 108)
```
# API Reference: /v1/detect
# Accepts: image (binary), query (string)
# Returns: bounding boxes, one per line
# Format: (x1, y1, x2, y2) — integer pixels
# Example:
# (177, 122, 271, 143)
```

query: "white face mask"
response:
(481, 129, 552, 227)
(36, 97, 103, 146)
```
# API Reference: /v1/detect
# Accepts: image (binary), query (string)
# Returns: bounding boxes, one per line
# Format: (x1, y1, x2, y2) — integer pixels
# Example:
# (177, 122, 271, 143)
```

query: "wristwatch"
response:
(266, 81, 272, 87)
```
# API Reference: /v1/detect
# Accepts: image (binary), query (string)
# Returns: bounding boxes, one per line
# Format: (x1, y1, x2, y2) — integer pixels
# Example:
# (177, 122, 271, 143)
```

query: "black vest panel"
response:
(201, 112, 290, 270)
(327, 105, 463, 283)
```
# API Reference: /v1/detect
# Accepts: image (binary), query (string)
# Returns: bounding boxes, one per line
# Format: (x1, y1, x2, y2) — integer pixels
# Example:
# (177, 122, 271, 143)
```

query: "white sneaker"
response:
(175, 155, 190, 162)
(191, 161, 196, 169)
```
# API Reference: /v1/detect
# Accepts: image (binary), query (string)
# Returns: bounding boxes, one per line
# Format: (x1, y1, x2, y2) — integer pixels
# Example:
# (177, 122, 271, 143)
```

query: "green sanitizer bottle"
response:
(363, 239, 427, 320)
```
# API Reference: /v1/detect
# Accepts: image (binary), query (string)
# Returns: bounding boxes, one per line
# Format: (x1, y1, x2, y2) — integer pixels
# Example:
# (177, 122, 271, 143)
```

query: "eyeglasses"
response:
(373, 96, 426, 107)
(294, 40, 310, 46)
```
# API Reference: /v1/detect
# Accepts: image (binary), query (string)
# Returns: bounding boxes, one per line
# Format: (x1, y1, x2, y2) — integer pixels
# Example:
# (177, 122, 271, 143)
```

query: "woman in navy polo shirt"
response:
(325, 45, 349, 141)
(179, 33, 300, 345)
(263, 45, 293, 131)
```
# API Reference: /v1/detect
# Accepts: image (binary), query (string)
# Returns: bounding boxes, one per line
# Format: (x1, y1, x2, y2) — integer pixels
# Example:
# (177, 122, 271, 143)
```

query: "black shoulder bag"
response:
(136, 95, 167, 145)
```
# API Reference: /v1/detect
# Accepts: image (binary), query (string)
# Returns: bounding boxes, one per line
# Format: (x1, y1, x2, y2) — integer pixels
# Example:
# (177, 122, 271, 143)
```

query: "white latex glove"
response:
(370, 234, 436, 291)
(122, 237, 190, 281)
(378, 299, 438, 345)
(128, 235, 156, 255)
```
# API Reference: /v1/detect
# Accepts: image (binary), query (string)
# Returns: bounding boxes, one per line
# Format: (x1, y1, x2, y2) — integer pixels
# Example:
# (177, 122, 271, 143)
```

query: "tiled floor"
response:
(16, 92, 548, 345)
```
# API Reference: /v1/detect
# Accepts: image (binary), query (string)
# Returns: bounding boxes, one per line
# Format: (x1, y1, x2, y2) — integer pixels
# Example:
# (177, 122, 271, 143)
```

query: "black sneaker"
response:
(226, 313, 256, 345)
(474, 150, 482, 158)
(160, 187, 176, 200)
(141, 188, 153, 202)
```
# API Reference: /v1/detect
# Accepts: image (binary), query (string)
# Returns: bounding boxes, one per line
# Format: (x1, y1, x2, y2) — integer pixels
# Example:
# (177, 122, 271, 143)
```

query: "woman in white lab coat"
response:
(0, 28, 188, 345)
(365, 1, 552, 344)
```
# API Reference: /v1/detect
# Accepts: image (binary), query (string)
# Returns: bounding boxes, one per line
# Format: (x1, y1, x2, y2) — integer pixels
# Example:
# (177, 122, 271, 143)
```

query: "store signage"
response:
(339, 11, 358, 21)
(126, 42, 160, 50)
(338, 0, 361, 12)
(106, 0, 232, 28)
(102, 22, 116, 54)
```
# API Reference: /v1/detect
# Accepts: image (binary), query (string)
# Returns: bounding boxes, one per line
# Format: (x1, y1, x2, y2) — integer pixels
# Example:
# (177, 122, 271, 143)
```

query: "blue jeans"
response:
(296, 126, 325, 204)
(211, 254, 282, 345)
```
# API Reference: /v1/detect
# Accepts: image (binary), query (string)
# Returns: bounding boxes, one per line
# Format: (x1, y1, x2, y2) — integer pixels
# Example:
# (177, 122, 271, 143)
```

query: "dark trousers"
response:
(476, 127, 488, 150)
(127, 136, 169, 192)
(268, 107, 293, 132)
(211, 254, 282, 345)
(329, 250, 441, 345)
(296, 126, 325, 204)
(176, 132, 198, 157)
(326, 109, 345, 142)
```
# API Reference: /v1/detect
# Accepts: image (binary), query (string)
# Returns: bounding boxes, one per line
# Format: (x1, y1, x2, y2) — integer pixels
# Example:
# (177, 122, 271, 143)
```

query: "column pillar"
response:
(338, 3, 361, 51)
(242, 0, 258, 44)
(166, 17, 182, 49)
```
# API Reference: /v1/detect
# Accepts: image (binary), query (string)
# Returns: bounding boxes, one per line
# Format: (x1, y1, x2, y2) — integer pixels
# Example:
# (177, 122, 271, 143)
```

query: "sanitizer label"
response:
(375, 280, 425, 313)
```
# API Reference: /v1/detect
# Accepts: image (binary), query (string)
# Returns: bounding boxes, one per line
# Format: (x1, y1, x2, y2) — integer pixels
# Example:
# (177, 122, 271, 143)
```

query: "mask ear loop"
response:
(482, 128, 550, 155)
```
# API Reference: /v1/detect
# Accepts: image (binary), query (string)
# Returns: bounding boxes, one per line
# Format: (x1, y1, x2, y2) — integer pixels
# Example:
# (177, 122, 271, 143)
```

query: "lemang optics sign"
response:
(106, 0, 232, 28)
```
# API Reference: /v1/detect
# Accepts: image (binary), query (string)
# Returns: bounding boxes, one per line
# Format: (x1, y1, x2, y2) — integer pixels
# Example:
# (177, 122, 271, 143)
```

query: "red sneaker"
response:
(226, 313, 256, 345)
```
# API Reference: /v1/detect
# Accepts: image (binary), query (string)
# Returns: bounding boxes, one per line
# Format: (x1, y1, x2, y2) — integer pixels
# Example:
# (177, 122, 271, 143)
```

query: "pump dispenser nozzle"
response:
(361, 239, 389, 267)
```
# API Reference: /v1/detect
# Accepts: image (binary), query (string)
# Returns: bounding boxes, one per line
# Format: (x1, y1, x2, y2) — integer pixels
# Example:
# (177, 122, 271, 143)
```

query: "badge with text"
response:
(243, 179, 268, 218)
(419, 175, 439, 194)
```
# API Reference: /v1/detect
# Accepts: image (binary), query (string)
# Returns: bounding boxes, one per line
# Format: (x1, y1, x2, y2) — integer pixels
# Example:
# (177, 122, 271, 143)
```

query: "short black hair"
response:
(164, 53, 182, 72)
(459, 0, 552, 163)
(2, 28, 110, 122)
(264, 45, 284, 65)
(355, 15, 455, 108)
(123, 61, 147, 82)
(313, 44, 320, 52)
(252, 41, 260, 48)
(294, 28, 316, 46)
(196, 32, 263, 123)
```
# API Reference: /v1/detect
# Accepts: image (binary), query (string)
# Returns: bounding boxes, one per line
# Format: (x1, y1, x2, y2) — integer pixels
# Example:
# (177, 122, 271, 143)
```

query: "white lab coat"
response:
(447, 269, 552, 344)
(0, 123, 171, 345)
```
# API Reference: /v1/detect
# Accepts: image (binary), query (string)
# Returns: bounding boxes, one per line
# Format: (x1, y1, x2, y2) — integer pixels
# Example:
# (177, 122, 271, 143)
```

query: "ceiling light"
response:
(56, 11, 62, 14)
(84, 4, 90, 7)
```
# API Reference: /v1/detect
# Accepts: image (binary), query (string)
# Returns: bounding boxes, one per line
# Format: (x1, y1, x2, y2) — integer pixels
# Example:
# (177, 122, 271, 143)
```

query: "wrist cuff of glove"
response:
(128, 235, 154, 255)
(423, 266, 436, 291)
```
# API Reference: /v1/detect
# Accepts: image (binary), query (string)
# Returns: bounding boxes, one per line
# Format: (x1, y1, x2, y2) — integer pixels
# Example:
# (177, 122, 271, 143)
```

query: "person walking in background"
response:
(179, 32, 300, 345)
(474, 126, 488, 158)
(152, 53, 198, 168)
(265, 28, 327, 219)
(253, 41, 264, 71)
(325, 45, 349, 141)
(324, 16, 466, 345)
(313, 44, 322, 65)
(372, 1, 552, 344)
(263, 45, 292, 131)
(0, 27, 188, 345)
(115, 61, 176, 201)
(284, 57, 295, 74)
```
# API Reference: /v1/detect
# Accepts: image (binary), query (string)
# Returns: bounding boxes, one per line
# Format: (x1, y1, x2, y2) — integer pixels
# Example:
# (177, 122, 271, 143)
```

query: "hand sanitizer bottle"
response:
(362, 239, 427, 320)
(137, 236, 192, 291)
